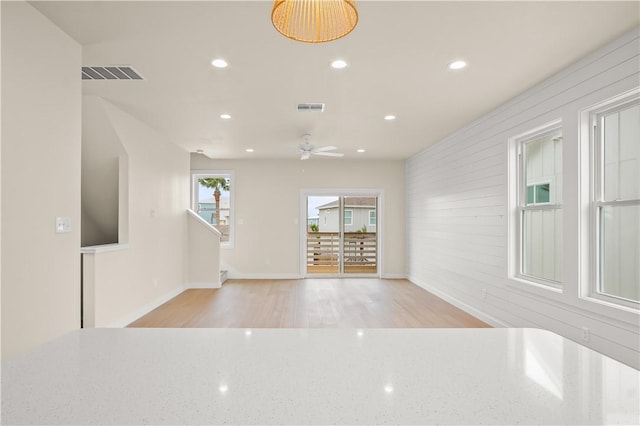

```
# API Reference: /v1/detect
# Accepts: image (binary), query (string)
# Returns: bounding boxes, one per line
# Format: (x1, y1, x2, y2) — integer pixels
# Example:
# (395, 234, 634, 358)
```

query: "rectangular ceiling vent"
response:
(297, 103, 325, 112)
(81, 66, 144, 80)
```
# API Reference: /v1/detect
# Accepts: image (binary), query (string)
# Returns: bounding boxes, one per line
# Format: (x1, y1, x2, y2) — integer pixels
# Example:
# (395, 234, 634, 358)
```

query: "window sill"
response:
(580, 293, 640, 315)
(510, 275, 562, 293)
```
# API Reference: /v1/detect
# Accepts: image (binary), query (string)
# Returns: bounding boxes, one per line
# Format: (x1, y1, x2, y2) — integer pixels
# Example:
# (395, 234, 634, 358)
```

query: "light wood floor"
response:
(128, 279, 490, 328)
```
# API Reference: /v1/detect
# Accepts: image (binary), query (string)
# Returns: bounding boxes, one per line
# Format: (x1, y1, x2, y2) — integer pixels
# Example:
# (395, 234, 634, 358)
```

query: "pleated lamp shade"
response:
(271, 0, 358, 43)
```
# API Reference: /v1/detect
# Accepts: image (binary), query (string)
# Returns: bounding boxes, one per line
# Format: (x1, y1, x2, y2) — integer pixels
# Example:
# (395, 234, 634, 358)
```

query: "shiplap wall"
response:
(406, 28, 639, 368)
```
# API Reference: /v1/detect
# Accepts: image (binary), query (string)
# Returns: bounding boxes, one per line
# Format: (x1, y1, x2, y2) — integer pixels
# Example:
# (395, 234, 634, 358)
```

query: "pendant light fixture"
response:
(271, 0, 358, 43)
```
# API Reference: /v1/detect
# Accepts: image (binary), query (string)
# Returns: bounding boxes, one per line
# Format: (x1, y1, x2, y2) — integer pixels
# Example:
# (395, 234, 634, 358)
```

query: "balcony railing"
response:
(307, 232, 377, 274)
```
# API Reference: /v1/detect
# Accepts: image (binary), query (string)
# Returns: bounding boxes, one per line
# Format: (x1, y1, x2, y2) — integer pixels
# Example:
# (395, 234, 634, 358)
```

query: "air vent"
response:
(297, 103, 325, 112)
(81, 66, 144, 80)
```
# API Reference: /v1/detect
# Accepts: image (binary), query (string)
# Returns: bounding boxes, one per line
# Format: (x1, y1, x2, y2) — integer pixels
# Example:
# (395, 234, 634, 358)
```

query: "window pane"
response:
(522, 209, 563, 282)
(600, 204, 640, 302)
(525, 133, 562, 204)
(344, 210, 353, 226)
(536, 184, 550, 203)
(526, 186, 534, 204)
(603, 103, 640, 202)
(196, 176, 231, 243)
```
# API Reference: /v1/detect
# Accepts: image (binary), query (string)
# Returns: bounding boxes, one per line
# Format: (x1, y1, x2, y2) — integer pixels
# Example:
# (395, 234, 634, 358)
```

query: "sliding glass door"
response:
(305, 195, 378, 276)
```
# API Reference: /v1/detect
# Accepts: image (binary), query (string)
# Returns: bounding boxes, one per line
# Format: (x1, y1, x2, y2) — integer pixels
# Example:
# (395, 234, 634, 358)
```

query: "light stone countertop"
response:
(2, 328, 638, 425)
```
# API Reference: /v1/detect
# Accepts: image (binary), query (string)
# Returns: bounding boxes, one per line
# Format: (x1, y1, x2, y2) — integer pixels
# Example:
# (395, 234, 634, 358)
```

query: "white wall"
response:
(406, 28, 639, 367)
(187, 210, 221, 288)
(1, 2, 81, 360)
(190, 158, 405, 278)
(82, 98, 190, 327)
(81, 96, 127, 246)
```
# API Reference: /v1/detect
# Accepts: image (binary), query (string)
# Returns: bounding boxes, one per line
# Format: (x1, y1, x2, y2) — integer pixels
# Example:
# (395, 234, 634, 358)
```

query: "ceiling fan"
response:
(299, 133, 344, 160)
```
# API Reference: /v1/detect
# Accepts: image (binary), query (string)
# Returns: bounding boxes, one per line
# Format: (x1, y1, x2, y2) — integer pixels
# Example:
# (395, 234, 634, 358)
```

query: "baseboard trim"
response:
(186, 281, 221, 289)
(106, 286, 185, 328)
(226, 273, 407, 280)
(408, 276, 510, 328)
(382, 273, 407, 279)
(227, 273, 303, 280)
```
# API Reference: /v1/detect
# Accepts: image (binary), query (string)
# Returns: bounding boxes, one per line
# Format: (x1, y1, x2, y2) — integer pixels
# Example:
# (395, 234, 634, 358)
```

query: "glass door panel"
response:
(307, 196, 340, 274)
(343, 196, 377, 274)
(305, 195, 378, 276)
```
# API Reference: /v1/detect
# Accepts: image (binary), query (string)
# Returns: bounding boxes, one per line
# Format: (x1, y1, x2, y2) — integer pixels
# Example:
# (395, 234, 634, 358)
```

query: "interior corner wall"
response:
(189, 158, 405, 278)
(406, 28, 639, 367)
(81, 96, 126, 247)
(1, 1, 81, 360)
(84, 99, 190, 327)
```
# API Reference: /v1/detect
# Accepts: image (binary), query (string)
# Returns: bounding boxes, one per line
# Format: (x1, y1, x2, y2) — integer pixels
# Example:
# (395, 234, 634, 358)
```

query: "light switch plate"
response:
(55, 217, 71, 233)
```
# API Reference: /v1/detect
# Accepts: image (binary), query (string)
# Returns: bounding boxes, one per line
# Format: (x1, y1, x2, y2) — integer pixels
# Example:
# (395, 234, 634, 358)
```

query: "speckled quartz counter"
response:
(2, 328, 639, 425)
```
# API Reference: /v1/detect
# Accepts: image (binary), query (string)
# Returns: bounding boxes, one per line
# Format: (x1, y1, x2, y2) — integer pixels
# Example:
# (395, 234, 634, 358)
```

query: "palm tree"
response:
(198, 177, 229, 227)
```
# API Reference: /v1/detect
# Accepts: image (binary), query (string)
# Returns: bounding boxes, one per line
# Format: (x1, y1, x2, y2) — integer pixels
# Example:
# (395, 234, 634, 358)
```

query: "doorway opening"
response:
(304, 194, 379, 276)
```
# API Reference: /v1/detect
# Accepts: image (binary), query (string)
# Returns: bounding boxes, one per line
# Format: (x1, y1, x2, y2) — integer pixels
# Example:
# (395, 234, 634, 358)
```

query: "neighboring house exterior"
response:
(317, 197, 377, 232)
(307, 216, 319, 227)
(197, 197, 230, 226)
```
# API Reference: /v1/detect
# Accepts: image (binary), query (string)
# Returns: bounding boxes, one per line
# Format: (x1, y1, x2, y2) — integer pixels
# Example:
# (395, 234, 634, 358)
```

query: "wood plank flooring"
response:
(128, 278, 490, 328)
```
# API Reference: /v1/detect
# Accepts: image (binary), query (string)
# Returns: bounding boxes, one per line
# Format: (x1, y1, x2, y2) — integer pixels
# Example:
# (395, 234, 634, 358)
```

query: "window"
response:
(526, 183, 551, 204)
(192, 171, 234, 247)
(344, 210, 353, 226)
(369, 209, 376, 226)
(514, 121, 563, 287)
(587, 91, 639, 307)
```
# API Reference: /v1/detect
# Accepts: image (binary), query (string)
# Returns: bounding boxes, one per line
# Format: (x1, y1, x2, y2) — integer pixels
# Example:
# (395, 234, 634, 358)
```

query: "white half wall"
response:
(187, 209, 221, 288)
(1, 1, 81, 360)
(406, 28, 640, 368)
(190, 158, 405, 278)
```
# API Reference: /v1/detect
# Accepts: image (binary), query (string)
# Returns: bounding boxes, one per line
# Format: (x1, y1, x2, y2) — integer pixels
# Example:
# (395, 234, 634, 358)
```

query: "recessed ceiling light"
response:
(220, 114, 231, 120)
(218, 384, 229, 393)
(448, 60, 467, 70)
(245, 148, 254, 153)
(357, 149, 366, 153)
(384, 115, 396, 121)
(384, 385, 394, 394)
(331, 59, 348, 69)
(211, 58, 228, 68)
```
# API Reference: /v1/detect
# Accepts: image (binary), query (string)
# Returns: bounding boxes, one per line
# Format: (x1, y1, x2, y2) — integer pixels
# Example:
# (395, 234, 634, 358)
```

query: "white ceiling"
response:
(32, 1, 639, 160)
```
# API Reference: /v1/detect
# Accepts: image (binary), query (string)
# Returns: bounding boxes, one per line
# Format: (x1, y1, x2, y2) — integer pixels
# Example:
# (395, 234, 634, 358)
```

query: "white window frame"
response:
(344, 209, 353, 226)
(369, 209, 376, 226)
(581, 89, 639, 311)
(509, 119, 563, 291)
(191, 170, 235, 249)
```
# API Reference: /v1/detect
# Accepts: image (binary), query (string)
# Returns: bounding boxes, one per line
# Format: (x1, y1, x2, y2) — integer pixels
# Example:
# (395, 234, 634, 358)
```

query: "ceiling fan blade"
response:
(314, 152, 344, 157)
(300, 151, 311, 160)
(312, 145, 337, 153)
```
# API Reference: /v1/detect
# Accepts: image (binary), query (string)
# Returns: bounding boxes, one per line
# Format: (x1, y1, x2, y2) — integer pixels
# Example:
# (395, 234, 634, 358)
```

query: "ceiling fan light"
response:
(271, 0, 359, 43)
